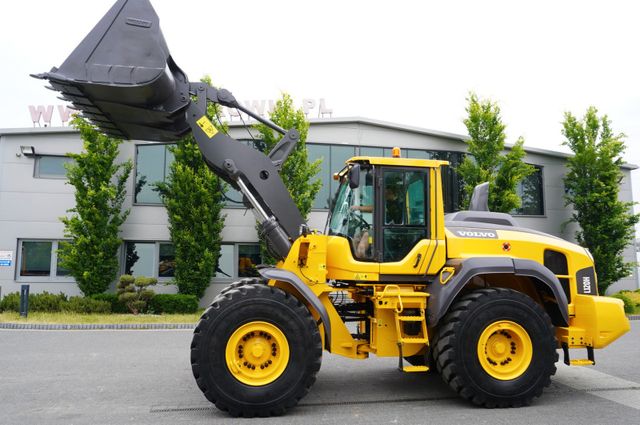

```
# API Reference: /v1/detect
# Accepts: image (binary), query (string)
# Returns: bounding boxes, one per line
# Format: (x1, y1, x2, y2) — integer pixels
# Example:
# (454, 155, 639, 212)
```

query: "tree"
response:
(562, 107, 639, 294)
(156, 76, 226, 299)
(254, 93, 322, 261)
(456, 93, 535, 212)
(58, 117, 132, 296)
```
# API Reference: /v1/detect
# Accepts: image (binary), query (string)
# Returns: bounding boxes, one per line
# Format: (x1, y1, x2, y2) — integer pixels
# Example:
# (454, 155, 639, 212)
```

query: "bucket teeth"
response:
(31, 0, 191, 141)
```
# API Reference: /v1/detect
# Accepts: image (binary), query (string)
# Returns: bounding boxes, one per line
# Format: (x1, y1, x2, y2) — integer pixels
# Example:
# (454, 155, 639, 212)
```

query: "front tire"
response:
(433, 288, 557, 407)
(191, 282, 322, 417)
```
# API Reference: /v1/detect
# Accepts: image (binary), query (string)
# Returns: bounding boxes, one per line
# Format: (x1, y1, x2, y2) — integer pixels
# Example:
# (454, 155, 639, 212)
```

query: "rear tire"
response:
(432, 288, 557, 407)
(191, 283, 322, 417)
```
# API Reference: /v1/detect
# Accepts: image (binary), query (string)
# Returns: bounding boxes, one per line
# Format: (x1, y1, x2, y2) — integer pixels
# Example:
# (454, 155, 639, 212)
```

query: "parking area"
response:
(1, 322, 638, 425)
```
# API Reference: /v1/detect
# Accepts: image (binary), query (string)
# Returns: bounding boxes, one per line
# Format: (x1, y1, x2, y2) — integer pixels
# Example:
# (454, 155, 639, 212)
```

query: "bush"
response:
(148, 293, 199, 314)
(117, 275, 157, 314)
(0, 292, 20, 312)
(29, 292, 68, 312)
(611, 292, 635, 314)
(62, 296, 111, 314)
(620, 290, 640, 307)
(0, 292, 68, 312)
(90, 293, 128, 314)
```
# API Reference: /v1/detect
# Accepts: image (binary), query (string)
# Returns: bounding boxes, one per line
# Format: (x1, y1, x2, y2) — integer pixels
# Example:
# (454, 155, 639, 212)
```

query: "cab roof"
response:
(347, 156, 450, 168)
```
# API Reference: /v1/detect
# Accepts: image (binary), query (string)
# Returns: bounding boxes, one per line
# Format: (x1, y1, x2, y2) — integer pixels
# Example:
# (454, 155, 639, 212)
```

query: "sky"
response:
(1, 0, 639, 221)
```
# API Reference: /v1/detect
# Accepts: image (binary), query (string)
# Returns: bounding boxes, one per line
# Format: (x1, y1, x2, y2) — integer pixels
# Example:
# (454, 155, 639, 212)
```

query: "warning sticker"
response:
(196, 116, 218, 138)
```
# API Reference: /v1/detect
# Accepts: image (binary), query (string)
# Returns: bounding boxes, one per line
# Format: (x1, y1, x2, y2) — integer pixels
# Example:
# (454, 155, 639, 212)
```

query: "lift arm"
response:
(186, 82, 305, 259)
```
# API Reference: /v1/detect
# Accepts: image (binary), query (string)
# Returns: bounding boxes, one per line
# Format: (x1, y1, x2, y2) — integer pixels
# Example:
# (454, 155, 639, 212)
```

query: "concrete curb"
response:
(0, 322, 197, 330)
(1, 315, 638, 331)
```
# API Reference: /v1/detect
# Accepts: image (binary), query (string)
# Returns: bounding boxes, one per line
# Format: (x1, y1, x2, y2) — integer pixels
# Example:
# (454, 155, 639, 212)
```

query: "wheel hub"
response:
(225, 321, 290, 386)
(477, 320, 533, 380)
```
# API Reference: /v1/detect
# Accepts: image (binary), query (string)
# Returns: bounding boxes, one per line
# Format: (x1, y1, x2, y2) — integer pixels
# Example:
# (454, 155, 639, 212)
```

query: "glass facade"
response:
(307, 144, 356, 209)
(309, 145, 466, 213)
(133, 141, 542, 216)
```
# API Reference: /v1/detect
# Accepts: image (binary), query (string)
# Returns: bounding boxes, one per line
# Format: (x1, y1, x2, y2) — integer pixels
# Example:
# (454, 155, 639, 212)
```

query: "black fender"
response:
(427, 257, 569, 328)
(258, 268, 331, 350)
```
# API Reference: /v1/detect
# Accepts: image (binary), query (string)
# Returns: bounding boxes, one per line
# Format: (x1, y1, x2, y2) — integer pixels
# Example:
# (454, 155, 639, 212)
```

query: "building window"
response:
(216, 244, 235, 278)
(307, 144, 356, 209)
(125, 241, 176, 278)
(34, 155, 73, 179)
(310, 145, 465, 213)
(238, 244, 261, 277)
(214, 243, 263, 279)
(123, 242, 262, 280)
(124, 242, 156, 276)
(135, 141, 261, 208)
(514, 166, 544, 216)
(17, 240, 72, 280)
(134, 144, 174, 204)
(158, 243, 176, 278)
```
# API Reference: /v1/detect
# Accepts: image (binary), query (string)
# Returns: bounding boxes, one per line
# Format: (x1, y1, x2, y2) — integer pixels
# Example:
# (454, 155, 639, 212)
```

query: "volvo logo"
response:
(454, 230, 498, 239)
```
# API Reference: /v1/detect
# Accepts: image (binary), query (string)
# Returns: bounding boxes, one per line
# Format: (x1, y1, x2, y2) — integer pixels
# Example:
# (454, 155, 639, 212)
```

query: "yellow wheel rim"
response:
(477, 320, 532, 381)
(225, 321, 290, 386)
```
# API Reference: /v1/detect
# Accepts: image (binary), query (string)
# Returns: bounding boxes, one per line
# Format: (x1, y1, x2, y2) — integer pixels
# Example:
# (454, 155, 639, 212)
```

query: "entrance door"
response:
(377, 168, 431, 275)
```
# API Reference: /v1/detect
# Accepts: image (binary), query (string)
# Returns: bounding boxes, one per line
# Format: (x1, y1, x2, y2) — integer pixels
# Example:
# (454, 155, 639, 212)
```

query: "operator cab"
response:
(326, 151, 447, 268)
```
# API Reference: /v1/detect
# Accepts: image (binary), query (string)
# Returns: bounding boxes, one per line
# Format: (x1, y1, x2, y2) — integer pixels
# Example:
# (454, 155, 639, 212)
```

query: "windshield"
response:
(326, 166, 375, 260)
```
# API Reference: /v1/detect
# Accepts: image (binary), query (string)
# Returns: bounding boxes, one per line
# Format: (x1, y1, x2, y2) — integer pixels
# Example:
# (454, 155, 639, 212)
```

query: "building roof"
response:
(2, 118, 637, 170)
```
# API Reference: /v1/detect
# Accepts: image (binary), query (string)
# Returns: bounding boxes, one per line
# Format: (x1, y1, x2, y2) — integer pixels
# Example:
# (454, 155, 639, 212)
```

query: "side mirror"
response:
(348, 164, 360, 189)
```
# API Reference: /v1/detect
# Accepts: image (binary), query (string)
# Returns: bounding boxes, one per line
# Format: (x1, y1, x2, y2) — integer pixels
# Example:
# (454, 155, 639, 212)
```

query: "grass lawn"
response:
(0, 311, 202, 324)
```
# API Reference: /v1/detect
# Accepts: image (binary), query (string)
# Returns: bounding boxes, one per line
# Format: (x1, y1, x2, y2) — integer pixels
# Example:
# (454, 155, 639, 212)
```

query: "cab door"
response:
(377, 167, 437, 276)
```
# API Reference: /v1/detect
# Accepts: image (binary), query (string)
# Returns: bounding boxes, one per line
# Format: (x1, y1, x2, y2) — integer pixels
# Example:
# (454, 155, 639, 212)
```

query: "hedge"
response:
(148, 294, 199, 314)
(62, 296, 111, 314)
(90, 293, 128, 314)
(1, 291, 199, 315)
(0, 292, 68, 312)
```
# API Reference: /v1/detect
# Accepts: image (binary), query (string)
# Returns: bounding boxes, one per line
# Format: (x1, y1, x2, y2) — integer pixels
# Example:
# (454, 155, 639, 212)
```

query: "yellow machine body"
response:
(267, 156, 629, 365)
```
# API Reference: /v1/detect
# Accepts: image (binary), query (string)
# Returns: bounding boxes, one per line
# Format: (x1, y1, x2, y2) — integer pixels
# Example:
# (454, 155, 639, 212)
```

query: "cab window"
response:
(381, 169, 428, 262)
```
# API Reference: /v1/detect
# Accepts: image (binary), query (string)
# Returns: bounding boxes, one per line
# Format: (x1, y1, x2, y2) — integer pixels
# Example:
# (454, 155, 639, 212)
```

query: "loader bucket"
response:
(32, 0, 190, 141)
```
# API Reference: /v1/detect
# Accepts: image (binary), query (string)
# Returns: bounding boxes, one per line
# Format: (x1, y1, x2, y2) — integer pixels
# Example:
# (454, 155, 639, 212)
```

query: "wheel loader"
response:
(34, 0, 630, 417)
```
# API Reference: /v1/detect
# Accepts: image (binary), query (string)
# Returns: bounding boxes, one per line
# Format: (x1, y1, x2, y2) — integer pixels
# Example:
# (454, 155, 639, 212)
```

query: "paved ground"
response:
(1, 322, 638, 425)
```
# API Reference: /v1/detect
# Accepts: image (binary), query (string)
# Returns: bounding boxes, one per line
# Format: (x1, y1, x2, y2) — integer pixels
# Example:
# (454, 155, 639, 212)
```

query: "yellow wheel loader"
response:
(34, 0, 630, 417)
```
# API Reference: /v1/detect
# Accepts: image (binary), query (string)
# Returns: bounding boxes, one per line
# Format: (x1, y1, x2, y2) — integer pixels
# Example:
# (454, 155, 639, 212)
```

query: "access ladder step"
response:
(570, 359, 595, 366)
(399, 337, 428, 344)
(397, 316, 424, 322)
(402, 365, 429, 373)
(562, 343, 595, 366)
